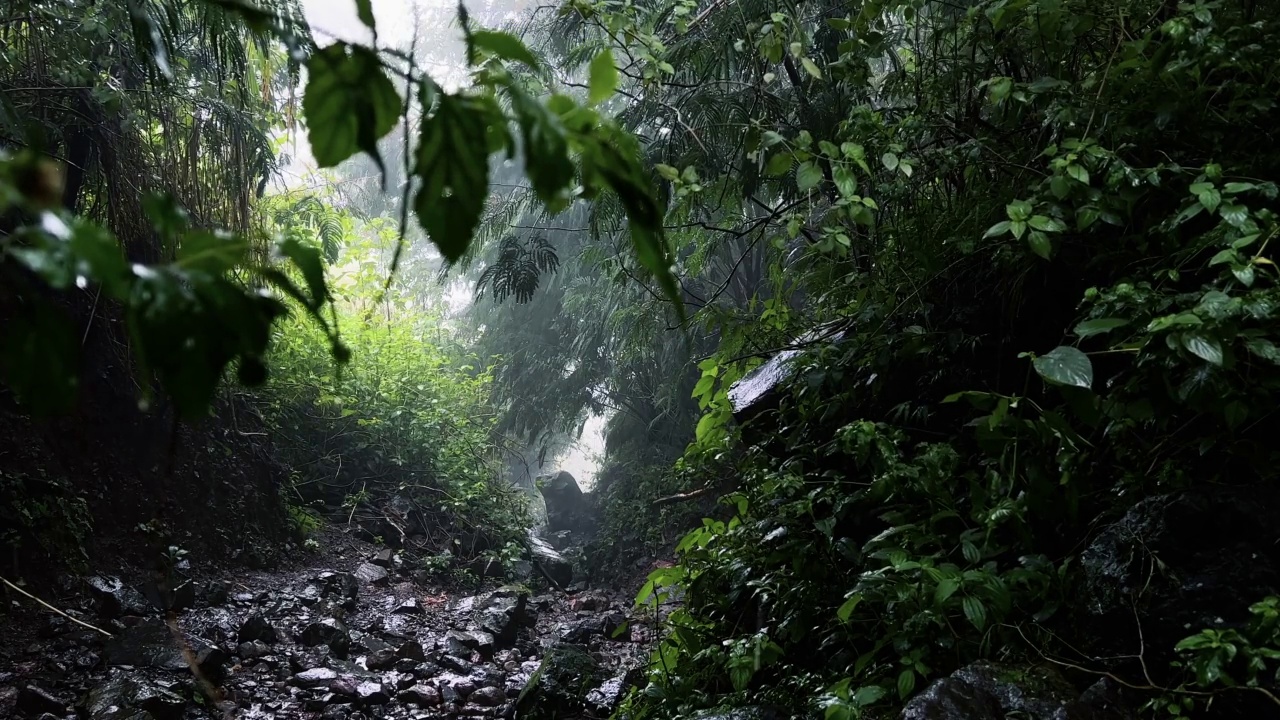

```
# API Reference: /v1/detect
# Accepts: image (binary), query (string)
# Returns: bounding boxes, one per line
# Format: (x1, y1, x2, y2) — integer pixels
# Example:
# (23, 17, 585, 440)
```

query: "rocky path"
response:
(0, 529, 654, 719)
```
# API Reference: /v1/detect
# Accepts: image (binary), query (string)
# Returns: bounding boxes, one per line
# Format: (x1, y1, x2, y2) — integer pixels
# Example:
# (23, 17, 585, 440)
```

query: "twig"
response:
(652, 487, 714, 506)
(0, 575, 114, 637)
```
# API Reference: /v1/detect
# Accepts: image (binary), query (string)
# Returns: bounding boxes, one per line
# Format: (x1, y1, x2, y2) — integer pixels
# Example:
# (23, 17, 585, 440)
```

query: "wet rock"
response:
(354, 563, 389, 586)
(558, 612, 630, 644)
(16, 685, 68, 715)
(83, 668, 186, 720)
(398, 684, 441, 706)
(395, 641, 425, 662)
(85, 576, 150, 619)
(514, 643, 604, 718)
(527, 533, 573, 588)
(901, 662, 1086, 720)
(443, 630, 473, 657)
(292, 668, 339, 688)
(585, 676, 628, 715)
(1080, 486, 1280, 665)
(538, 471, 593, 534)
(318, 572, 360, 606)
(370, 549, 395, 568)
(392, 598, 422, 615)
(689, 709, 783, 720)
(237, 640, 271, 659)
(355, 681, 389, 705)
(300, 618, 351, 659)
(470, 685, 505, 707)
(366, 648, 398, 671)
(479, 586, 535, 646)
(238, 614, 278, 644)
(103, 619, 227, 678)
(202, 580, 231, 606)
(569, 594, 604, 612)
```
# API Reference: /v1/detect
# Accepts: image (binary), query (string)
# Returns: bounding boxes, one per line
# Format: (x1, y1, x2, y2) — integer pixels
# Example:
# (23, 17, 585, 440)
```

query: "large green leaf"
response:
(507, 86, 574, 211)
(414, 88, 496, 262)
(303, 43, 402, 172)
(1032, 346, 1094, 389)
(470, 30, 540, 68)
(587, 49, 618, 105)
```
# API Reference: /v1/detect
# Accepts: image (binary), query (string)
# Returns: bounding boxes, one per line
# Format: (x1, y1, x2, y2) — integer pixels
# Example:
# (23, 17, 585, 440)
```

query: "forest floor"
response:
(0, 526, 657, 719)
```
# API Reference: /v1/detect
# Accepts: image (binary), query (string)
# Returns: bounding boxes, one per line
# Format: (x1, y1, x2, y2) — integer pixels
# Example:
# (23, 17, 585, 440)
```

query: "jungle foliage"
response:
(4, 0, 1280, 717)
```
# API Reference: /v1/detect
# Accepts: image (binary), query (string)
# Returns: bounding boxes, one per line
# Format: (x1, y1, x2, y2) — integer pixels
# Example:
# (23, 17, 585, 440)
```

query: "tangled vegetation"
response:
(4, 0, 1280, 717)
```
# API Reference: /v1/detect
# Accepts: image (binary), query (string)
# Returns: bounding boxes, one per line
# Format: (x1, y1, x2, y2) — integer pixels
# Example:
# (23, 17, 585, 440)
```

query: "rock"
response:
(103, 619, 227, 678)
(83, 668, 186, 720)
(300, 618, 351, 659)
(238, 614, 278, 644)
(292, 668, 339, 688)
(354, 563, 389, 586)
(355, 681, 389, 705)
(396, 641, 425, 662)
(318, 572, 360, 606)
(515, 643, 604, 718)
(559, 613, 630, 644)
(85, 576, 150, 619)
(366, 648, 398, 670)
(1080, 486, 1280, 662)
(236, 640, 270, 659)
(443, 630, 473, 657)
(202, 580, 230, 606)
(398, 684, 441, 706)
(392, 598, 422, 615)
(477, 586, 535, 648)
(688, 709, 782, 720)
(537, 471, 593, 534)
(526, 533, 573, 588)
(470, 685, 505, 707)
(585, 676, 627, 715)
(902, 662, 1091, 720)
(370, 549, 395, 567)
(569, 594, 604, 612)
(16, 685, 68, 715)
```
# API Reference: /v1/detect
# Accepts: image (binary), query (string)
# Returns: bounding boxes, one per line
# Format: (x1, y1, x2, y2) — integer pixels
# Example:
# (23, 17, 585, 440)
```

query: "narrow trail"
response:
(0, 528, 655, 719)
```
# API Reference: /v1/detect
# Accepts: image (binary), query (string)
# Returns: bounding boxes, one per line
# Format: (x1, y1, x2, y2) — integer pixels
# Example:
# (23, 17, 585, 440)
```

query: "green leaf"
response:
(507, 86, 574, 211)
(800, 56, 823, 79)
(1181, 334, 1224, 365)
(796, 161, 823, 191)
(896, 669, 916, 699)
(1209, 249, 1238, 266)
(277, 237, 329, 310)
(469, 30, 540, 68)
(1006, 199, 1032, 221)
(304, 43, 402, 172)
(852, 685, 886, 706)
(1197, 187, 1222, 214)
(1027, 231, 1051, 259)
(983, 220, 1011, 239)
(961, 596, 988, 630)
(355, 0, 375, 33)
(832, 166, 857, 198)
(414, 90, 495, 262)
(655, 164, 680, 181)
(587, 48, 618, 105)
(836, 593, 862, 622)
(1074, 318, 1128, 337)
(178, 230, 247, 274)
(765, 151, 794, 177)
(1067, 164, 1089, 184)
(881, 152, 899, 171)
(1219, 204, 1248, 227)
(1028, 215, 1066, 233)
(934, 578, 960, 605)
(1032, 346, 1094, 389)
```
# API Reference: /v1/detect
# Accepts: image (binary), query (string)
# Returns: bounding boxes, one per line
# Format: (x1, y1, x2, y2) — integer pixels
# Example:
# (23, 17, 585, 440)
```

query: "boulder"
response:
(901, 662, 1133, 720)
(83, 668, 186, 720)
(354, 563, 389, 586)
(317, 572, 359, 607)
(514, 643, 605, 718)
(538, 471, 594, 534)
(479, 586, 535, 646)
(469, 685, 505, 707)
(398, 684, 441, 706)
(85, 576, 150, 619)
(527, 533, 573, 588)
(292, 667, 339, 688)
(16, 685, 69, 716)
(238, 614, 278, 644)
(1080, 487, 1280, 663)
(370, 549, 394, 568)
(103, 619, 226, 679)
(300, 618, 351, 659)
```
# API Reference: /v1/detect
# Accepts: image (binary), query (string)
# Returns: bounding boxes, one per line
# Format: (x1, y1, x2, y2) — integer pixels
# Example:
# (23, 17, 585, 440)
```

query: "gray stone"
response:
(300, 618, 351, 659)
(85, 576, 150, 619)
(514, 643, 604, 718)
(392, 598, 422, 615)
(370, 549, 395, 568)
(103, 619, 226, 678)
(355, 681, 389, 705)
(84, 668, 186, 720)
(16, 685, 68, 715)
(238, 614, 278, 644)
(354, 563, 389, 586)
(526, 533, 573, 588)
(469, 685, 505, 707)
(397, 684, 441, 706)
(293, 668, 339, 687)
(236, 640, 271, 659)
